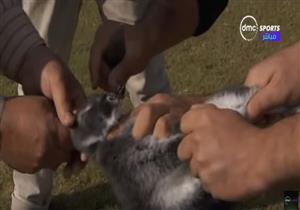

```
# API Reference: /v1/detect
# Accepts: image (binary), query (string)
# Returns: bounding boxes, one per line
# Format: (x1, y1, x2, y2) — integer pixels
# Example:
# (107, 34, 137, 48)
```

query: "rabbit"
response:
(71, 86, 299, 210)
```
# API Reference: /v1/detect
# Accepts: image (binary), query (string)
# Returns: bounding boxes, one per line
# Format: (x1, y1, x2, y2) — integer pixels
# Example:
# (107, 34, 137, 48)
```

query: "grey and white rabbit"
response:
(71, 86, 298, 210)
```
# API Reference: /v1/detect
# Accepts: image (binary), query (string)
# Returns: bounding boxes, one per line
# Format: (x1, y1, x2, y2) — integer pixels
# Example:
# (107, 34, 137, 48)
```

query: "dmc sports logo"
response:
(240, 15, 258, 41)
(240, 15, 281, 42)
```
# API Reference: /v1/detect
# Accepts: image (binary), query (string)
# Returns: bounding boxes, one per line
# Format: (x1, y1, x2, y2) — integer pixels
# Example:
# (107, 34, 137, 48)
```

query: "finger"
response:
(246, 84, 282, 120)
(180, 109, 200, 134)
(244, 65, 274, 87)
(98, 62, 112, 91)
(153, 113, 180, 140)
(130, 105, 143, 118)
(65, 75, 87, 114)
(181, 105, 219, 134)
(132, 104, 169, 140)
(107, 126, 123, 140)
(177, 134, 195, 161)
(108, 53, 145, 92)
(180, 109, 196, 134)
(72, 87, 87, 114)
(107, 113, 130, 140)
(89, 44, 102, 89)
(51, 77, 75, 127)
(108, 62, 131, 92)
(130, 101, 159, 118)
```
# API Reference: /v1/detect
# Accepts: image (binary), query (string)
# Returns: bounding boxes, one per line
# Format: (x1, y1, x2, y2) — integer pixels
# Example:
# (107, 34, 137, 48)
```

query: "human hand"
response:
(178, 104, 300, 201)
(245, 41, 300, 120)
(89, 20, 125, 92)
(16, 46, 87, 174)
(90, 0, 198, 92)
(0, 96, 73, 173)
(17, 46, 86, 127)
(131, 94, 191, 140)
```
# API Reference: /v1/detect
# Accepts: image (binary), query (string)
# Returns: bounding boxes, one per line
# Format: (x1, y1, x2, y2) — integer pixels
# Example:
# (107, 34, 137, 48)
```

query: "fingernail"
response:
(62, 112, 75, 127)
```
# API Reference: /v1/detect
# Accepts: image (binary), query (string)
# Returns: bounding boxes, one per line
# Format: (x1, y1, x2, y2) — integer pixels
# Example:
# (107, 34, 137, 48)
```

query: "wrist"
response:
(16, 45, 56, 94)
(261, 116, 300, 189)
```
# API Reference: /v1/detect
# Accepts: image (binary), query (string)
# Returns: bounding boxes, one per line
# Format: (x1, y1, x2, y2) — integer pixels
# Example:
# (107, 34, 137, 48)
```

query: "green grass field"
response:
(0, 0, 299, 209)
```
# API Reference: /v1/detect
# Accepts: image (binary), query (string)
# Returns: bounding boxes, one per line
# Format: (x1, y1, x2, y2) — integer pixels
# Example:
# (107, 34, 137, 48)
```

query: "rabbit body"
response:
(72, 86, 283, 210)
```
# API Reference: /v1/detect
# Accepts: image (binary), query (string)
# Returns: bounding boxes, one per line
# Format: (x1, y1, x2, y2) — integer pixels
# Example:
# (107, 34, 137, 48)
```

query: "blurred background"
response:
(0, 0, 299, 209)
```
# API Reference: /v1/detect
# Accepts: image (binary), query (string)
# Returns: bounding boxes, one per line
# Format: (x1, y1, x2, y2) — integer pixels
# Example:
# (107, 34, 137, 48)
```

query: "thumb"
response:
(51, 80, 75, 127)
(108, 53, 146, 91)
(246, 85, 280, 120)
(108, 61, 132, 92)
(98, 62, 112, 91)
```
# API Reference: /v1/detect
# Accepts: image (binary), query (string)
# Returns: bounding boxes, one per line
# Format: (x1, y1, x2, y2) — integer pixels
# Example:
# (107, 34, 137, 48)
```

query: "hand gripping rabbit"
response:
(71, 86, 299, 210)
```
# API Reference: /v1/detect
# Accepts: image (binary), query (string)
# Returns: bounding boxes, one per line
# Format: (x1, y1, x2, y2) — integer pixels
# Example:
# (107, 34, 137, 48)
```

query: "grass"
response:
(0, 0, 300, 209)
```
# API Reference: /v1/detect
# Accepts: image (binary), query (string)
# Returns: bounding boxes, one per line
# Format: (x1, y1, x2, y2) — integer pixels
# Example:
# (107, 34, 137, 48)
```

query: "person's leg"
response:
(126, 53, 171, 107)
(12, 1, 82, 210)
(12, 170, 54, 210)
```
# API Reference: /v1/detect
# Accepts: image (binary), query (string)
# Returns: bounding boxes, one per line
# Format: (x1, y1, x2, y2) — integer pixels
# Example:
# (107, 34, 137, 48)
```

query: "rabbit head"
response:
(71, 93, 122, 154)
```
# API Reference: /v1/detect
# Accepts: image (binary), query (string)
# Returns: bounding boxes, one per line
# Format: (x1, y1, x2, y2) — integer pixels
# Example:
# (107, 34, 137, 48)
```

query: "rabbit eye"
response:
(106, 94, 117, 103)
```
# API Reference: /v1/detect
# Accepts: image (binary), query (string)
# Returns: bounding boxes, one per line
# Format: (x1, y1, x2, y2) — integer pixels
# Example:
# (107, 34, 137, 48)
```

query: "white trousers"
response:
(12, 1, 170, 210)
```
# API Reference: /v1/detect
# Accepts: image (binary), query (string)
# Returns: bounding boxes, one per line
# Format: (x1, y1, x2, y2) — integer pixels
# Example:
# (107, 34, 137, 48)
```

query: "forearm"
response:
(0, 0, 55, 83)
(262, 114, 300, 190)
